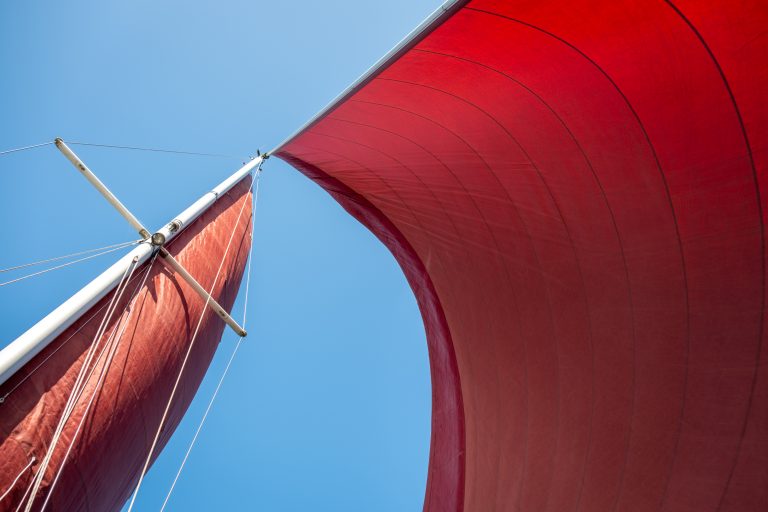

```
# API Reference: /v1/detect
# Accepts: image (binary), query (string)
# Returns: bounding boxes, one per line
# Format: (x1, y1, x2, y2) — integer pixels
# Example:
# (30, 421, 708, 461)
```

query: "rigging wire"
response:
(159, 166, 262, 512)
(126, 167, 260, 512)
(0, 239, 141, 274)
(22, 257, 141, 512)
(65, 141, 243, 160)
(163, 340, 245, 508)
(39, 253, 159, 512)
(0, 241, 142, 287)
(0, 255, 154, 405)
(0, 457, 35, 504)
(0, 139, 245, 160)
(21, 257, 139, 511)
(13, 472, 35, 512)
(0, 142, 53, 156)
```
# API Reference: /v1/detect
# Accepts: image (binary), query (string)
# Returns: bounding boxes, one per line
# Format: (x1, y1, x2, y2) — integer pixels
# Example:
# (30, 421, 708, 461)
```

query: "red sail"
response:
(0, 177, 252, 511)
(276, 1, 768, 511)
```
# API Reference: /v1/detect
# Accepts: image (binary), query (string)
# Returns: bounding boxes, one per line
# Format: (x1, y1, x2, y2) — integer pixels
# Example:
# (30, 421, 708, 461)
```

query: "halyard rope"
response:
(39, 253, 159, 512)
(21, 257, 141, 512)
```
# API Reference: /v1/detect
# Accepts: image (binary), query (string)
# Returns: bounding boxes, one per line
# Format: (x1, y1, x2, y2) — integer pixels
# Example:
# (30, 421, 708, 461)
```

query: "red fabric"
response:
(277, 1, 768, 510)
(0, 178, 252, 512)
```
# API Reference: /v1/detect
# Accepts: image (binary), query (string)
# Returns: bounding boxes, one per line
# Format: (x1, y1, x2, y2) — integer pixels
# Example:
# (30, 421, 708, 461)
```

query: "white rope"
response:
(13, 474, 35, 512)
(16, 271, 136, 511)
(0, 239, 140, 274)
(39, 254, 159, 512)
(0, 242, 141, 287)
(0, 259, 154, 405)
(159, 338, 243, 511)
(0, 457, 35, 503)
(126, 171, 258, 512)
(242, 168, 261, 327)
(159, 167, 262, 511)
(21, 257, 139, 511)
(22, 257, 141, 512)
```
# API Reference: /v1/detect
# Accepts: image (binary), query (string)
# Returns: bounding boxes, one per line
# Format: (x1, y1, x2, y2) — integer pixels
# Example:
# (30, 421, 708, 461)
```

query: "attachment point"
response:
(151, 232, 166, 246)
(167, 219, 182, 233)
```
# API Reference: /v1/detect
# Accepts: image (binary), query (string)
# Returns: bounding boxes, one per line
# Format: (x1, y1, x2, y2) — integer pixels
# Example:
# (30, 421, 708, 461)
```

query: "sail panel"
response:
(276, 1, 768, 511)
(0, 177, 252, 511)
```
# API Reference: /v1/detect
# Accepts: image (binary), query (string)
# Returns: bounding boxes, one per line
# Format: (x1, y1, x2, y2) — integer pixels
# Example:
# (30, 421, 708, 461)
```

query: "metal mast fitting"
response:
(53, 138, 248, 337)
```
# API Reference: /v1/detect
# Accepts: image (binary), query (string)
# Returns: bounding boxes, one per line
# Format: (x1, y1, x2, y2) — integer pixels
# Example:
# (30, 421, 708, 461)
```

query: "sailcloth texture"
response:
(0, 178, 252, 511)
(275, 1, 768, 511)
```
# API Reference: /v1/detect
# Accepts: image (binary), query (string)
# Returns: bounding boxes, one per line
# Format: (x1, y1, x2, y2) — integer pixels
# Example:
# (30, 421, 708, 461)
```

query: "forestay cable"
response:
(126, 167, 259, 512)
(159, 167, 262, 512)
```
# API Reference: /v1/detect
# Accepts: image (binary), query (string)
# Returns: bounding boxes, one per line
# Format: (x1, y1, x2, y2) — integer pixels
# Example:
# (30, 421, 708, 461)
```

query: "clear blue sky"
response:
(0, 1, 442, 509)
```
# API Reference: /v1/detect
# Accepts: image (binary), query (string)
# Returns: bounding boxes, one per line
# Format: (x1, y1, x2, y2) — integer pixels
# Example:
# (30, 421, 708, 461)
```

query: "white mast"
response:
(0, 149, 262, 386)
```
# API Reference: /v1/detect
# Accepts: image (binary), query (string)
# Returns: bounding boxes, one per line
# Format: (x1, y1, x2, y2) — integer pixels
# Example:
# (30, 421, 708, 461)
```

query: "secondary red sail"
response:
(0, 177, 252, 511)
(276, 1, 768, 511)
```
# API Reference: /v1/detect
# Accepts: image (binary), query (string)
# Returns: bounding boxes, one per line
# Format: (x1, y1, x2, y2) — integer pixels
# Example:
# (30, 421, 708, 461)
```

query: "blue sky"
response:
(0, 1, 442, 509)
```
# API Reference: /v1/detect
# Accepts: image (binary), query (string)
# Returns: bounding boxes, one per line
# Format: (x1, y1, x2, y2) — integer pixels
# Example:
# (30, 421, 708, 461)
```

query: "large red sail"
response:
(276, 1, 768, 511)
(0, 177, 252, 511)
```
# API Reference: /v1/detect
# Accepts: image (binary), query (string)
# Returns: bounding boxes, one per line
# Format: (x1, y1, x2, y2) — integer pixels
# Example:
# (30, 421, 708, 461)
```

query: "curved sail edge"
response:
(276, 1, 768, 511)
